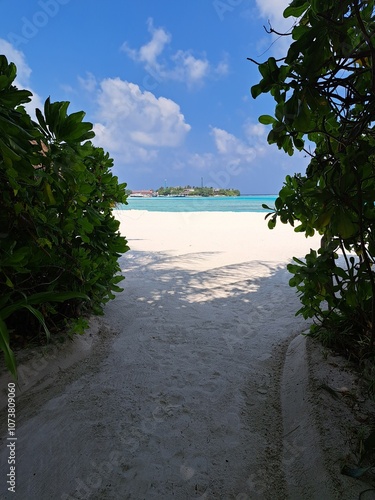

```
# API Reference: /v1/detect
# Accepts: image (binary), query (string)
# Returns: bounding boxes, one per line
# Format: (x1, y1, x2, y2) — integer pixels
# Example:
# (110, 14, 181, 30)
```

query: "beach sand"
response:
(102, 210, 323, 498)
(117, 209, 319, 265)
(0, 210, 328, 499)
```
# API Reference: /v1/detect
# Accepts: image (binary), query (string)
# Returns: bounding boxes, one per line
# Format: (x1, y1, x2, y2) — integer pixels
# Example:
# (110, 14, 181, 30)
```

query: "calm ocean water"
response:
(117, 195, 277, 212)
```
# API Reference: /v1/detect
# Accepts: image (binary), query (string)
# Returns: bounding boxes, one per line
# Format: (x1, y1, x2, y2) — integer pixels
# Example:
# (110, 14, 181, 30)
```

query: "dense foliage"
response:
(157, 185, 240, 197)
(0, 56, 129, 377)
(251, 1, 375, 360)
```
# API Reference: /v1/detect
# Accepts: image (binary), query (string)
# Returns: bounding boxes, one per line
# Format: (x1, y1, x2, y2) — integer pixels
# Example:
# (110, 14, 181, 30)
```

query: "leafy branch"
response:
(250, 0, 375, 360)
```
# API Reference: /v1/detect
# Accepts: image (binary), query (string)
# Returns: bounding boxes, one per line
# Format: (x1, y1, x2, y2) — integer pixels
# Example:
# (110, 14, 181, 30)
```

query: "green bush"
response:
(0, 55, 129, 378)
(251, 1, 375, 361)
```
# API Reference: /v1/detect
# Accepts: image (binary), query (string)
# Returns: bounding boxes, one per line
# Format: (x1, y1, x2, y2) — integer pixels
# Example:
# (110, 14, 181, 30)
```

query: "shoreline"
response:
(117, 194, 279, 213)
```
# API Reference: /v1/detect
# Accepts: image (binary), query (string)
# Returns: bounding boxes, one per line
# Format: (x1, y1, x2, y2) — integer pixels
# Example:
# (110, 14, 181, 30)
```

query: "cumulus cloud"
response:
(171, 50, 210, 85)
(211, 127, 257, 164)
(121, 18, 228, 87)
(93, 77, 191, 164)
(139, 18, 171, 67)
(0, 38, 43, 114)
(244, 121, 267, 140)
(122, 18, 170, 72)
(182, 127, 261, 189)
(199, 121, 309, 190)
(182, 125, 266, 190)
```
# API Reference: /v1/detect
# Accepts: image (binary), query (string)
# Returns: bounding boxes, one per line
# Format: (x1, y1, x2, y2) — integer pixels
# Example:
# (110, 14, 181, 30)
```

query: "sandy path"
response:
(0, 211, 321, 499)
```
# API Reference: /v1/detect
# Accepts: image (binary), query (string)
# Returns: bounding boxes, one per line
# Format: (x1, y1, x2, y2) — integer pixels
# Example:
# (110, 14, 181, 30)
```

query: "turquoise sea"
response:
(117, 195, 277, 212)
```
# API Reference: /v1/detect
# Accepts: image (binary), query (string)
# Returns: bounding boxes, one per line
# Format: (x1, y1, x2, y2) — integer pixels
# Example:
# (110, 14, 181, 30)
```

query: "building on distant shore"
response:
(128, 190, 154, 198)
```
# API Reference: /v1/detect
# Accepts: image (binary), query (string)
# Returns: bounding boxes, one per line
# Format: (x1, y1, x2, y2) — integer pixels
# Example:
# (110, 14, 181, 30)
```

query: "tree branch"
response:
(264, 21, 293, 37)
(352, 0, 375, 94)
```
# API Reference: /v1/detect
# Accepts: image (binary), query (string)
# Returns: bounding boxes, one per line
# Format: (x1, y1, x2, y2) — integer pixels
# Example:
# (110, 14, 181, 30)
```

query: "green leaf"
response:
(284, 1, 309, 18)
(1, 291, 89, 320)
(79, 218, 94, 234)
(64, 124, 94, 143)
(5, 275, 14, 288)
(259, 115, 276, 125)
(23, 304, 51, 340)
(251, 84, 263, 99)
(111, 275, 125, 285)
(294, 100, 313, 132)
(43, 181, 56, 205)
(2, 246, 30, 266)
(35, 107, 49, 136)
(0, 138, 21, 161)
(337, 213, 358, 239)
(292, 24, 310, 41)
(0, 317, 17, 380)
(268, 217, 276, 229)
(0, 74, 8, 88)
(292, 137, 304, 149)
(292, 257, 306, 265)
(36, 238, 53, 249)
(333, 267, 348, 280)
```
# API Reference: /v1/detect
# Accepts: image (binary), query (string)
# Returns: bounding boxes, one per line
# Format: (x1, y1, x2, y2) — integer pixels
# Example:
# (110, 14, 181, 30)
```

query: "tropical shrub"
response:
(0, 55, 129, 377)
(251, 1, 375, 360)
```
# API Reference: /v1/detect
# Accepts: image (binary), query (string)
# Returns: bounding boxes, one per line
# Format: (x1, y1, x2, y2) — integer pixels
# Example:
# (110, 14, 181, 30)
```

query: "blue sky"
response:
(0, 0, 307, 194)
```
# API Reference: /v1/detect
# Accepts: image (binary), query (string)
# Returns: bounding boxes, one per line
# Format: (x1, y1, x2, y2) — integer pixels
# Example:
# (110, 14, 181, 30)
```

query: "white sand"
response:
(102, 210, 322, 498)
(0, 210, 325, 499)
(119, 210, 319, 265)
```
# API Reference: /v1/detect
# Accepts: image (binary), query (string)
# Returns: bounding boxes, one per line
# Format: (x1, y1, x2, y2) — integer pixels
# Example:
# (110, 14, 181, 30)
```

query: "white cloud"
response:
(187, 153, 215, 170)
(171, 50, 210, 86)
(139, 18, 171, 67)
(121, 18, 228, 88)
(180, 125, 265, 190)
(183, 127, 261, 189)
(211, 127, 257, 163)
(244, 121, 267, 139)
(0, 38, 43, 114)
(255, 0, 295, 31)
(93, 77, 191, 164)
(215, 58, 229, 76)
(122, 18, 171, 74)
(254, 0, 299, 56)
(60, 83, 75, 94)
(78, 72, 98, 93)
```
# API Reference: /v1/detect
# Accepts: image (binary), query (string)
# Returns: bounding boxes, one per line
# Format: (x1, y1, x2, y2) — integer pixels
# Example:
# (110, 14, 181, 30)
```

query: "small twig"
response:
(247, 57, 260, 65)
(264, 21, 293, 37)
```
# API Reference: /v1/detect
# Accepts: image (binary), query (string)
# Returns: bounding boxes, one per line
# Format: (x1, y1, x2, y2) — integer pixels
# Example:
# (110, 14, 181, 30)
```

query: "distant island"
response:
(128, 186, 241, 198)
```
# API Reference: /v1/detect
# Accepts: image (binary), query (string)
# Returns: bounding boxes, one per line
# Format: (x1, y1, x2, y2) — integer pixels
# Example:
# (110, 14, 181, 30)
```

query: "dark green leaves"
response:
(36, 97, 95, 143)
(284, 0, 310, 18)
(250, 0, 375, 358)
(0, 317, 17, 379)
(0, 56, 130, 378)
(250, 83, 263, 99)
